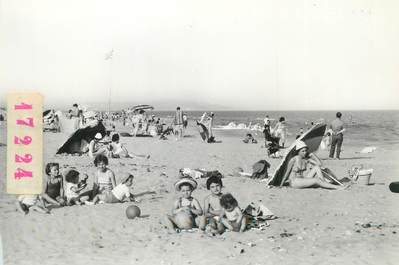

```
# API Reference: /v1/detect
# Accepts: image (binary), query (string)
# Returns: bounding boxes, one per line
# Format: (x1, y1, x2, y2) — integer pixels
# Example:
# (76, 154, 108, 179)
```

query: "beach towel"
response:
(243, 203, 277, 230)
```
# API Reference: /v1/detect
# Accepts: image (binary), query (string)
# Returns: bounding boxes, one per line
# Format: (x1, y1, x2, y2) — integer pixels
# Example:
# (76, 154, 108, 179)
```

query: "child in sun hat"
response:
(88, 173, 135, 204)
(165, 176, 203, 231)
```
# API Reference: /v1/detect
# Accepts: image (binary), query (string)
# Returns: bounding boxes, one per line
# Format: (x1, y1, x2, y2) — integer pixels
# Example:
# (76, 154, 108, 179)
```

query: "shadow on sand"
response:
(321, 156, 373, 161)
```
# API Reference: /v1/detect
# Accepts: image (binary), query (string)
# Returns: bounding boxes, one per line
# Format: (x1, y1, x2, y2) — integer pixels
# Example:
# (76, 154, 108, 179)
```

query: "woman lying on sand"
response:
(280, 141, 346, 190)
(109, 134, 150, 159)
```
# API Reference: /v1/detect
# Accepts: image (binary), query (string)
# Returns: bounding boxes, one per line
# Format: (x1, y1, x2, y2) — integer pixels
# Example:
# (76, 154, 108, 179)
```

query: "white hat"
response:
(94, 133, 102, 140)
(174, 177, 198, 191)
(295, 140, 308, 151)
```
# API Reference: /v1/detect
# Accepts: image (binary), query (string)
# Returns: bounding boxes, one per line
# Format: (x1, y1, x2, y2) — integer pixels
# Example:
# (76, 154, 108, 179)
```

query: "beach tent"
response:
(267, 123, 327, 186)
(56, 121, 106, 154)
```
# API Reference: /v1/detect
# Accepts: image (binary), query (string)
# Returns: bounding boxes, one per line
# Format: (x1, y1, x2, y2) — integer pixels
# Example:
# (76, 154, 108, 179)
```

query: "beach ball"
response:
(126, 205, 141, 219)
(174, 212, 193, 229)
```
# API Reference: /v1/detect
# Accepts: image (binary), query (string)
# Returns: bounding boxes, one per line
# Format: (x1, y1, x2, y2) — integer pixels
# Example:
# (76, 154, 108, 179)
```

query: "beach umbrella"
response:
(43, 109, 53, 117)
(129, 104, 154, 112)
(267, 123, 327, 187)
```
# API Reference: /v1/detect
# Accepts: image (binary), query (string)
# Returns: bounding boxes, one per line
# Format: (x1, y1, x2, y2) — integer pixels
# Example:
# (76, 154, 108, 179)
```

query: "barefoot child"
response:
(199, 176, 224, 234)
(42, 163, 65, 206)
(166, 177, 203, 231)
(89, 173, 135, 204)
(64, 169, 88, 205)
(16, 195, 50, 214)
(219, 193, 247, 232)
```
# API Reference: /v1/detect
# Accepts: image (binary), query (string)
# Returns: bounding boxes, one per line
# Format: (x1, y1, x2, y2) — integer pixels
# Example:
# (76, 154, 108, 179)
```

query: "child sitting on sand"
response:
(42, 162, 65, 206)
(219, 193, 247, 232)
(166, 177, 203, 231)
(199, 176, 225, 234)
(64, 169, 88, 205)
(88, 173, 135, 204)
(16, 195, 50, 214)
(93, 154, 116, 195)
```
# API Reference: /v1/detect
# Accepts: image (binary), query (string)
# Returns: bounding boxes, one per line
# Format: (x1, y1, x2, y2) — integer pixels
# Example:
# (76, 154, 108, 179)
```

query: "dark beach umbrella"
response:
(43, 109, 53, 117)
(268, 123, 327, 187)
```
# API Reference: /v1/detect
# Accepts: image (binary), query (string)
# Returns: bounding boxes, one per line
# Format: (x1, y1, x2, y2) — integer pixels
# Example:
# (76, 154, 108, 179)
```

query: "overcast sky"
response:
(0, 0, 398, 110)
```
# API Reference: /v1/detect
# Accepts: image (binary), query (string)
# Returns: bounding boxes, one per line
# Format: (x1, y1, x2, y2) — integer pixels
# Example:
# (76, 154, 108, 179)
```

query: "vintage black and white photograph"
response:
(0, 0, 398, 264)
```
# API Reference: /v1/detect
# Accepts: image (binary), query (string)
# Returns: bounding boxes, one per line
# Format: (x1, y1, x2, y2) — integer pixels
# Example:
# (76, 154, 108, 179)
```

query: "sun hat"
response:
(120, 172, 134, 184)
(94, 133, 103, 140)
(295, 140, 308, 151)
(174, 176, 198, 191)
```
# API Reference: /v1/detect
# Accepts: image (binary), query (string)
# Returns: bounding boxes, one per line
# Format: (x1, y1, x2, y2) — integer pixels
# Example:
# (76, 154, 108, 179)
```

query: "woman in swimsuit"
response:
(280, 141, 345, 189)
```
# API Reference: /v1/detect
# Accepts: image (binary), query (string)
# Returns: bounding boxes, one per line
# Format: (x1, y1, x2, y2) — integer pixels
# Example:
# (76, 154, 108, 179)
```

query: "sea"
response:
(150, 110, 399, 148)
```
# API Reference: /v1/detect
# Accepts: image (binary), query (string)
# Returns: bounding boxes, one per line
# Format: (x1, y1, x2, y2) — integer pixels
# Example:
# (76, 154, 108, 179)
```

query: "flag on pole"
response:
(105, 49, 114, 60)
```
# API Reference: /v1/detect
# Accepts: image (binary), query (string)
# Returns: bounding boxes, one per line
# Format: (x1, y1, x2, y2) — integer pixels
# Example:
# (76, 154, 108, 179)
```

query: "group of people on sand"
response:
(22, 110, 348, 236)
(87, 131, 150, 159)
(17, 155, 137, 214)
(166, 175, 247, 234)
(261, 116, 287, 157)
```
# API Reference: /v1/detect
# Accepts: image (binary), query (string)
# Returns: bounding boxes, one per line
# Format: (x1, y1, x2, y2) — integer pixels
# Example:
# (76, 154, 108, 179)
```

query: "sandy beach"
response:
(1, 121, 399, 265)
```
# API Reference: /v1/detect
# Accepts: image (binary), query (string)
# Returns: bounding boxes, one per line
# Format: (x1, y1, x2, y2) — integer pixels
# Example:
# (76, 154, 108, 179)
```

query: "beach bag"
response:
(251, 160, 270, 179)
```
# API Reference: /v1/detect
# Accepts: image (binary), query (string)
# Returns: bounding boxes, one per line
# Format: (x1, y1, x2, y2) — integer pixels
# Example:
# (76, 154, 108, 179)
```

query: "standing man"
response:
(173, 106, 184, 140)
(329, 112, 346, 159)
(208, 112, 215, 139)
(71, 103, 79, 118)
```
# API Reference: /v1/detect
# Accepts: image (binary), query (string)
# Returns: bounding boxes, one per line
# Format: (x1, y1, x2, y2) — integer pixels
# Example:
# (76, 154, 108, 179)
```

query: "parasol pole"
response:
(105, 49, 114, 118)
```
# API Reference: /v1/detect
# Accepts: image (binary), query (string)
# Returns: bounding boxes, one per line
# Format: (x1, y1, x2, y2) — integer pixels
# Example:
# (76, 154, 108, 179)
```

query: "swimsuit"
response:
(178, 197, 194, 208)
(291, 157, 307, 179)
(97, 170, 113, 192)
(225, 207, 242, 222)
(46, 178, 61, 199)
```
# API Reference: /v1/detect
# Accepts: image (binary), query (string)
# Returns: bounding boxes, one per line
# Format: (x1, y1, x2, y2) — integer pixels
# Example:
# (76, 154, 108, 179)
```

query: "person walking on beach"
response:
(273, 117, 288, 147)
(329, 112, 346, 159)
(173, 106, 184, 140)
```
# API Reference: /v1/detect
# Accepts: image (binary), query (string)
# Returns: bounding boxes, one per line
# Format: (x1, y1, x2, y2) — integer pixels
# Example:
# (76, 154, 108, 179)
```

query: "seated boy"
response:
(199, 176, 225, 234)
